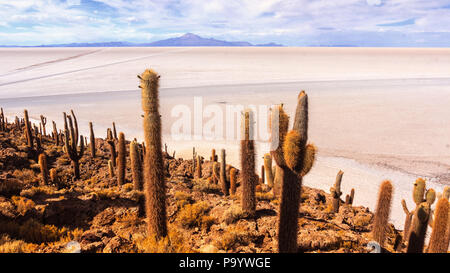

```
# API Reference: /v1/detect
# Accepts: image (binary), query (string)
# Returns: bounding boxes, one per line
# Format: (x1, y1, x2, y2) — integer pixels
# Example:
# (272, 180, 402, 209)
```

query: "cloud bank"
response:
(0, 0, 449, 46)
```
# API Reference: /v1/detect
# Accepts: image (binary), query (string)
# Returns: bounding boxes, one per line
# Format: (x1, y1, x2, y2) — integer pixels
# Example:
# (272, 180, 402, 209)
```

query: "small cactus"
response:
(63, 111, 84, 179)
(211, 149, 216, 162)
(331, 170, 344, 213)
(220, 149, 228, 195)
(40, 115, 47, 136)
(89, 122, 96, 157)
(38, 153, 49, 184)
(196, 155, 202, 179)
(106, 128, 116, 166)
(427, 198, 449, 253)
(230, 167, 237, 195)
(52, 121, 59, 146)
(401, 199, 413, 244)
(130, 140, 143, 191)
(349, 188, 355, 205)
(117, 132, 126, 186)
(371, 180, 393, 248)
(108, 160, 115, 178)
(24, 110, 33, 148)
(425, 189, 436, 205)
(112, 122, 118, 140)
(413, 178, 426, 205)
(49, 168, 58, 185)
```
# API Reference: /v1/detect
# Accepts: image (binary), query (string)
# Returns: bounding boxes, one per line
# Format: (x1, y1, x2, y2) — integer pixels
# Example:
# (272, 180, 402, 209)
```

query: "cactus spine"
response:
(220, 149, 228, 195)
(371, 180, 393, 248)
(139, 69, 167, 239)
(230, 167, 237, 195)
(264, 154, 274, 188)
(407, 202, 431, 253)
(117, 132, 126, 186)
(63, 111, 84, 179)
(24, 110, 33, 148)
(331, 170, 344, 213)
(241, 109, 256, 216)
(271, 91, 316, 253)
(427, 198, 449, 253)
(89, 122, 96, 157)
(38, 153, 49, 184)
(130, 140, 143, 191)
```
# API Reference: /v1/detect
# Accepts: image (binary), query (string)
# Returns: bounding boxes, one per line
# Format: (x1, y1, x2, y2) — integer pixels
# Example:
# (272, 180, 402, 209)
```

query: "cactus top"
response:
(140, 69, 160, 113)
(413, 178, 426, 205)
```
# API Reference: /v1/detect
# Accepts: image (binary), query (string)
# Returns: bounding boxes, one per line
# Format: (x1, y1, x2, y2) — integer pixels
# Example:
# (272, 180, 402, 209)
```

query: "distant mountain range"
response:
(0, 33, 284, 47)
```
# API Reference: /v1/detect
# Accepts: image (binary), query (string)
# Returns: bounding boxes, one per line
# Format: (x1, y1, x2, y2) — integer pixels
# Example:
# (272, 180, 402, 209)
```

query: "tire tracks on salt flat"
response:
(0, 48, 192, 87)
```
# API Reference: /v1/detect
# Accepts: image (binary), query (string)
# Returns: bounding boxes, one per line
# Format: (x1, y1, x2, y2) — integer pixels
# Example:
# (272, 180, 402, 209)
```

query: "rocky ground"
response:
(0, 121, 402, 253)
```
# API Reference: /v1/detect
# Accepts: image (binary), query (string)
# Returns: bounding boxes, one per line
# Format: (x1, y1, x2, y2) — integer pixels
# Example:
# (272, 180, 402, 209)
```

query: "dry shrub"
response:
(256, 192, 275, 201)
(134, 226, 194, 253)
(193, 179, 222, 195)
(174, 191, 193, 208)
(0, 235, 38, 253)
(20, 185, 57, 198)
(13, 169, 39, 185)
(223, 205, 247, 225)
(214, 226, 251, 251)
(11, 196, 35, 215)
(96, 188, 120, 200)
(0, 218, 83, 244)
(177, 201, 215, 230)
(121, 183, 134, 192)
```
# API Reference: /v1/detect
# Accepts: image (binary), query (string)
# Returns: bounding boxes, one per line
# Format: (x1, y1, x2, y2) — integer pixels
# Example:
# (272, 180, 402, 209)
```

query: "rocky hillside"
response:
(0, 113, 405, 253)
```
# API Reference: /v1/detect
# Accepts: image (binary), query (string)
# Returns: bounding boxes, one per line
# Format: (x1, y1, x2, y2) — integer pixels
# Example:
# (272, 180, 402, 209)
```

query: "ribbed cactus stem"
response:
(106, 128, 116, 166)
(117, 132, 126, 186)
(413, 178, 426, 205)
(196, 155, 202, 179)
(24, 110, 33, 148)
(140, 69, 167, 239)
(371, 180, 393, 248)
(427, 198, 449, 253)
(230, 168, 237, 195)
(130, 140, 143, 191)
(220, 149, 228, 195)
(425, 189, 436, 205)
(49, 168, 58, 184)
(407, 202, 430, 253)
(40, 115, 47, 136)
(211, 149, 216, 162)
(89, 122, 95, 157)
(38, 153, 49, 184)
(263, 154, 274, 188)
(112, 122, 118, 140)
(108, 160, 114, 178)
(241, 109, 256, 216)
(63, 111, 84, 179)
(349, 188, 355, 205)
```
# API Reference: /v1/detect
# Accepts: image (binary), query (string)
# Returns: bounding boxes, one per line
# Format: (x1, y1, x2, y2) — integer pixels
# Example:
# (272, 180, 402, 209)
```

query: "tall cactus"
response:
(38, 153, 49, 185)
(130, 140, 143, 191)
(220, 149, 228, 195)
(196, 155, 202, 179)
(211, 149, 216, 162)
(241, 109, 256, 216)
(401, 199, 413, 244)
(407, 202, 431, 253)
(330, 170, 344, 213)
(371, 180, 393, 249)
(427, 198, 449, 253)
(24, 110, 33, 148)
(117, 132, 126, 186)
(89, 122, 96, 157)
(139, 69, 167, 239)
(63, 111, 84, 179)
(270, 91, 316, 253)
(112, 122, 118, 140)
(264, 154, 274, 188)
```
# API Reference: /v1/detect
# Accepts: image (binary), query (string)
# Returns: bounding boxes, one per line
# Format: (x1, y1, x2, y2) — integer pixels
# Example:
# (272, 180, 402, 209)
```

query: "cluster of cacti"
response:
(371, 180, 393, 249)
(400, 178, 439, 252)
(241, 109, 257, 216)
(63, 110, 85, 179)
(269, 91, 316, 253)
(139, 69, 167, 240)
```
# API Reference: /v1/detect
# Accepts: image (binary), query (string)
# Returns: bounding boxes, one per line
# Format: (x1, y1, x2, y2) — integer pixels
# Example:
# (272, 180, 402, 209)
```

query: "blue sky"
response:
(0, 0, 449, 46)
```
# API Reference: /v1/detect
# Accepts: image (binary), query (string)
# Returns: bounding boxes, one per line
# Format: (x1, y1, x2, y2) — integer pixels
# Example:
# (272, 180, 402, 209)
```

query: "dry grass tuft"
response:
(177, 201, 215, 230)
